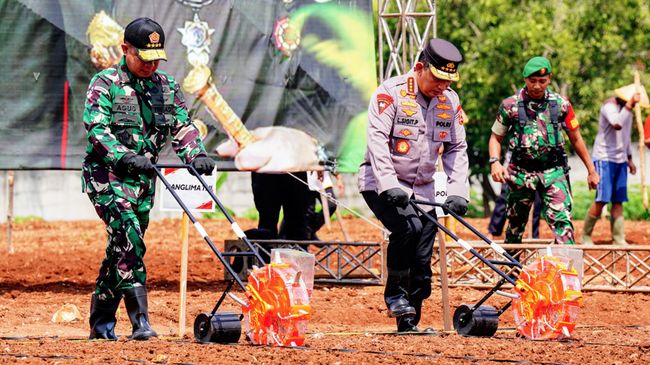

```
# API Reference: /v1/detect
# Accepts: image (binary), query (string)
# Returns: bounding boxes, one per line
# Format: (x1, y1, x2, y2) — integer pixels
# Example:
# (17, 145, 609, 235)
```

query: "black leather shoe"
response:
(89, 293, 121, 340)
(386, 296, 416, 318)
(123, 287, 158, 340)
(385, 269, 416, 318)
(397, 316, 436, 334)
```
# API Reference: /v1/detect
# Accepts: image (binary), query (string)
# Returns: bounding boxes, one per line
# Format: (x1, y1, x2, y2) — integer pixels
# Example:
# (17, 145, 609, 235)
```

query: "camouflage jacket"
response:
(491, 88, 579, 162)
(83, 57, 206, 169)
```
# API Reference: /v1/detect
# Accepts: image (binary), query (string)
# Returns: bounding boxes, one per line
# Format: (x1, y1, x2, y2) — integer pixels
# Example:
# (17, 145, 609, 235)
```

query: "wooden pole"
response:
(436, 229, 452, 331)
(6, 171, 14, 254)
(320, 191, 332, 232)
(178, 212, 189, 337)
(634, 70, 648, 210)
(435, 151, 451, 331)
(334, 208, 351, 241)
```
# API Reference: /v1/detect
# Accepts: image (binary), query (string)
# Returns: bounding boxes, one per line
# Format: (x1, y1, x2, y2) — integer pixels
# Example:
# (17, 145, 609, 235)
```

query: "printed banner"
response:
(0, 0, 375, 173)
(159, 167, 217, 213)
(434, 171, 449, 218)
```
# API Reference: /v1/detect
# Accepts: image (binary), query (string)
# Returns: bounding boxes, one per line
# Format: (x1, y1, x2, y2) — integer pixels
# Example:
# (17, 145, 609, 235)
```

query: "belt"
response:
(510, 158, 562, 172)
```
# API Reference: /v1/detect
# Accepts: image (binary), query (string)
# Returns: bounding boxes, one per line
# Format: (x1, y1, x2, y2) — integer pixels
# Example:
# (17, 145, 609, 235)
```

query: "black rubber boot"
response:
(123, 287, 158, 340)
(89, 293, 121, 340)
(396, 301, 435, 334)
(384, 269, 416, 318)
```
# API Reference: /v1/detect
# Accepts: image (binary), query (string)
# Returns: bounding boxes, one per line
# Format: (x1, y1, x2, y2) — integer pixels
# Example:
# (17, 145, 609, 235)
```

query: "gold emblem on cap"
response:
(540, 68, 546, 75)
(149, 32, 160, 43)
(447, 62, 455, 69)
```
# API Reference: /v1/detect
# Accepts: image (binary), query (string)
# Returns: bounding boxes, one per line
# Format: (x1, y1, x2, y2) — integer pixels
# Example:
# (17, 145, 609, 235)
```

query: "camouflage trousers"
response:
(505, 166, 575, 245)
(82, 160, 156, 300)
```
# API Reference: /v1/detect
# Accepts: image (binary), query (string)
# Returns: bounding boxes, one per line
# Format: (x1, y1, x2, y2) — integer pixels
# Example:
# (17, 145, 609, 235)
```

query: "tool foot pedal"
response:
(194, 312, 241, 343)
(453, 304, 499, 337)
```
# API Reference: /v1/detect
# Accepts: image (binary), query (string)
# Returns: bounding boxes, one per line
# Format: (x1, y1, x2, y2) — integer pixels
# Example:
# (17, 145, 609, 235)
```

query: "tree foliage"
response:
(434, 0, 650, 208)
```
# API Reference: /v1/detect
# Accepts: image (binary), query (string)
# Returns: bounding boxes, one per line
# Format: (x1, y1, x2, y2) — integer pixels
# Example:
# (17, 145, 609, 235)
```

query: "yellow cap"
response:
(137, 48, 167, 62)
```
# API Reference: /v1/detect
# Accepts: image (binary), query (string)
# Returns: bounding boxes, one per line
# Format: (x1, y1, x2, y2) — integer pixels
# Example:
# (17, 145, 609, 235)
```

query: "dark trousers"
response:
(488, 183, 542, 238)
(251, 172, 310, 240)
(362, 191, 438, 302)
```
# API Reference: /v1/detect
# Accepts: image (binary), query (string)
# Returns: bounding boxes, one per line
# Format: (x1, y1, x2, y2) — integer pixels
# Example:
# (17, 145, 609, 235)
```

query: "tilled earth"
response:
(0, 217, 649, 364)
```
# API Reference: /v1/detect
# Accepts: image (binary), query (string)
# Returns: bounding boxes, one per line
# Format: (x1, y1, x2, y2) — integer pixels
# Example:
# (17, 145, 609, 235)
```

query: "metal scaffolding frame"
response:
(224, 239, 384, 285)
(432, 241, 650, 292)
(223, 239, 650, 292)
(377, 0, 437, 81)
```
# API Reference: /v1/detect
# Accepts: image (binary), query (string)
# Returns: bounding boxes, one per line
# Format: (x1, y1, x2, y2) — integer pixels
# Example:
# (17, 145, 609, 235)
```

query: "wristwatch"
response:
(489, 157, 500, 165)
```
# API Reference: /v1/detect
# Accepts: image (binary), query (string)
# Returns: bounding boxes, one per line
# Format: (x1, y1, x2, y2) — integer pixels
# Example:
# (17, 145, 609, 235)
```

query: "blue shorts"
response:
(594, 160, 628, 203)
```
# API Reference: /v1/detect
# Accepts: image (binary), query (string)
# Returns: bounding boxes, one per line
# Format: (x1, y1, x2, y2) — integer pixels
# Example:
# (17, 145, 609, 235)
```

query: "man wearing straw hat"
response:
(581, 84, 647, 245)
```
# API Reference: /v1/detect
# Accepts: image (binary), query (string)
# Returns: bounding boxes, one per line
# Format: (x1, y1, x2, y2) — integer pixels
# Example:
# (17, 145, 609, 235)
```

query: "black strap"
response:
(514, 100, 526, 152)
(549, 99, 560, 147)
(517, 100, 527, 128)
(516, 98, 561, 147)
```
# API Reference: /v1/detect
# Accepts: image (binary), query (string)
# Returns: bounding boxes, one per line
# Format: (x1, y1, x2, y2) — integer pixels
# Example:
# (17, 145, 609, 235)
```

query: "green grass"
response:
(13, 215, 43, 223)
(571, 182, 650, 221)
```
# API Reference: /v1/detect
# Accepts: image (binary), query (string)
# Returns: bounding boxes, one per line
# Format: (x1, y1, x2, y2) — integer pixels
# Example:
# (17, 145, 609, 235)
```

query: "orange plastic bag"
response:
(512, 254, 582, 340)
(242, 262, 312, 346)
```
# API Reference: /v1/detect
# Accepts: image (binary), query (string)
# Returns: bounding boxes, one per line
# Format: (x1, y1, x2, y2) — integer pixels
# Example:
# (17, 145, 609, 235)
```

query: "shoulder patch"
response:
(456, 105, 465, 125)
(566, 104, 579, 130)
(377, 93, 393, 115)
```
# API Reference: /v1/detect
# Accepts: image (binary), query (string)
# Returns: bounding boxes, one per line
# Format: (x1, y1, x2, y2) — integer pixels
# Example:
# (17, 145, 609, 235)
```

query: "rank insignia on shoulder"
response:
(400, 101, 417, 108)
(407, 77, 415, 93)
(377, 93, 393, 115)
(402, 108, 417, 117)
(399, 89, 416, 99)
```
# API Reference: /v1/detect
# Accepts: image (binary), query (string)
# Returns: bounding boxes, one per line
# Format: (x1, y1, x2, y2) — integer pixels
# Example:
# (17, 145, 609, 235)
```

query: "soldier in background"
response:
(489, 56, 599, 246)
(82, 18, 214, 340)
(358, 38, 469, 333)
(487, 150, 542, 240)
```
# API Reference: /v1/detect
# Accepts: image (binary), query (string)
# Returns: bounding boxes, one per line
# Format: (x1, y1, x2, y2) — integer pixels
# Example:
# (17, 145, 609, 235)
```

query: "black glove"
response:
(116, 152, 154, 176)
(191, 156, 216, 175)
(444, 195, 469, 216)
(380, 188, 410, 208)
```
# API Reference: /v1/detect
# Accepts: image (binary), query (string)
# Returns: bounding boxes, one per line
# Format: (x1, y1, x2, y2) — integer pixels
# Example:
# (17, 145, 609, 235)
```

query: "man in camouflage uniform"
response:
(489, 56, 599, 245)
(359, 38, 469, 333)
(82, 18, 215, 340)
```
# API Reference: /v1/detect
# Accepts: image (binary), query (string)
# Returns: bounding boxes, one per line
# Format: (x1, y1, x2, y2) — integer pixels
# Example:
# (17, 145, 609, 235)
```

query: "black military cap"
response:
(124, 17, 167, 62)
(421, 38, 463, 81)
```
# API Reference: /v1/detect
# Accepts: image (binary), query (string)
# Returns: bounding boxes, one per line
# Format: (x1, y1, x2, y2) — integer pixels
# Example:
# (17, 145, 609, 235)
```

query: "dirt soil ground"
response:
(1, 217, 649, 364)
